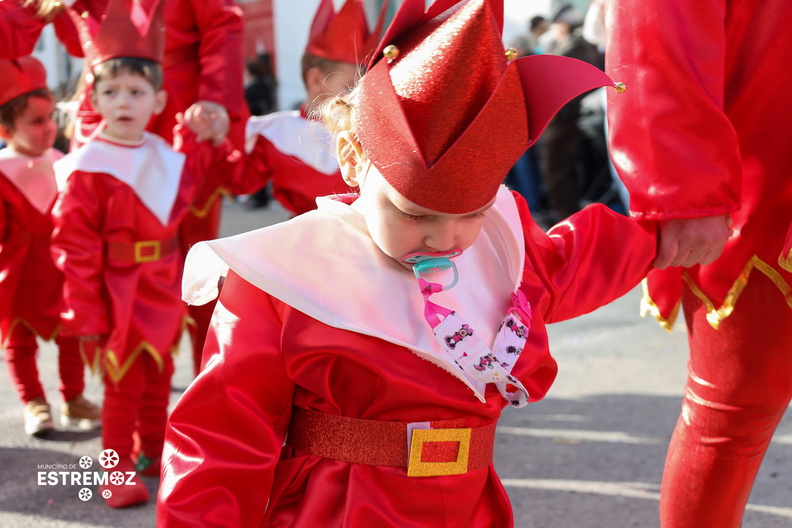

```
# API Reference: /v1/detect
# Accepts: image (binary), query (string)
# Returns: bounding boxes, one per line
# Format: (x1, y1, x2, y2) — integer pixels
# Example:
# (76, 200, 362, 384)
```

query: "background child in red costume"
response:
(157, 0, 658, 525)
(0, 55, 100, 437)
(29, 0, 247, 377)
(240, 0, 388, 218)
(50, 0, 236, 508)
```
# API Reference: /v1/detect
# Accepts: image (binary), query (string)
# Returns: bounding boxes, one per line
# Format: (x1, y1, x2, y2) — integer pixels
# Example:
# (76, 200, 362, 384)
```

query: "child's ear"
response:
(153, 90, 168, 115)
(304, 67, 325, 99)
(0, 124, 12, 142)
(336, 131, 365, 187)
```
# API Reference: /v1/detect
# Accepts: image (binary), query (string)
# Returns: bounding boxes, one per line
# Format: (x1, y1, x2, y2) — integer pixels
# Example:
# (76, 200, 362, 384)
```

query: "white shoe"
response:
(24, 398, 55, 436)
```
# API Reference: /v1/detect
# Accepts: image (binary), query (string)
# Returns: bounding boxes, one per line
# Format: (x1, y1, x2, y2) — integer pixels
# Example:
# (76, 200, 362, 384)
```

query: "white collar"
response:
(54, 132, 186, 226)
(245, 111, 340, 175)
(0, 147, 62, 214)
(183, 186, 526, 402)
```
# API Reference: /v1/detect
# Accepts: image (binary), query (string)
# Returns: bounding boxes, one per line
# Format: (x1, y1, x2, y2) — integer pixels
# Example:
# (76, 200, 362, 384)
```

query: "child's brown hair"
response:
(0, 89, 54, 130)
(301, 52, 349, 86)
(92, 57, 164, 91)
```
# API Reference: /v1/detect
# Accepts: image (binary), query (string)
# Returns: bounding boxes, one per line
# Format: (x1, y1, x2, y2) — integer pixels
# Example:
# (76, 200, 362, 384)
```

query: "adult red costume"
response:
(606, 0, 792, 526)
(57, 0, 246, 372)
(158, 0, 658, 525)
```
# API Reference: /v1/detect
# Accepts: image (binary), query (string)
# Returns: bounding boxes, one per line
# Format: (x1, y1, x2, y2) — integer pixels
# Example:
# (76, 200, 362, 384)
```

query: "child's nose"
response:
(424, 223, 457, 252)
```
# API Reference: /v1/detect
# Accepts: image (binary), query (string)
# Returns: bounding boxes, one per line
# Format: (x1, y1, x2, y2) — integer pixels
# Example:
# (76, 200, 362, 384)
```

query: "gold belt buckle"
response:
(407, 427, 471, 477)
(134, 240, 161, 263)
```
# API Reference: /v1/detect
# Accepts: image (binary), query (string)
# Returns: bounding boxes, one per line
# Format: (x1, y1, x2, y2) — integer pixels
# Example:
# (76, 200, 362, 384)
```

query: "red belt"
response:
(105, 236, 179, 263)
(4, 231, 51, 246)
(286, 407, 496, 477)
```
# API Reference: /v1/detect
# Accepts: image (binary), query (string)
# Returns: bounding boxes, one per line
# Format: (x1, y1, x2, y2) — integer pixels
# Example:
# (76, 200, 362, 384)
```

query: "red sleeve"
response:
(604, 0, 740, 221)
(515, 192, 657, 323)
(51, 8, 84, 57)
(232, 135, 273, 196)
(184, 0, 246, 120)
(157, 270, 295, 527)
(50, 171, 109, 336)
(0, 1, 46, 58)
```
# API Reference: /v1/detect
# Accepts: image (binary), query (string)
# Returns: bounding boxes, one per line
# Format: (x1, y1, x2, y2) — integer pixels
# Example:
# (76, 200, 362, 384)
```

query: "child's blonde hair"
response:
(318, 85, 361, 164)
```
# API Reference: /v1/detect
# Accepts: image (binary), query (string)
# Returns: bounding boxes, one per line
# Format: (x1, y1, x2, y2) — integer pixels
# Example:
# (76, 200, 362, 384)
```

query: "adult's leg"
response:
(660, 272, 792, 527)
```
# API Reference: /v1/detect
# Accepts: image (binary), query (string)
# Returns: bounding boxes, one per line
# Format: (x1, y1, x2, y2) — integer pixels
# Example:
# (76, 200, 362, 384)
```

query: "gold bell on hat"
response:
(505, 48, 518, 61)
(614, 82, 626, 93)
(383, 44, 400, 60)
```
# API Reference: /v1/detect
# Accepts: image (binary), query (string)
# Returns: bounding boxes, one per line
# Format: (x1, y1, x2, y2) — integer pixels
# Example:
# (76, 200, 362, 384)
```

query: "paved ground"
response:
(1, 199, 790, 527)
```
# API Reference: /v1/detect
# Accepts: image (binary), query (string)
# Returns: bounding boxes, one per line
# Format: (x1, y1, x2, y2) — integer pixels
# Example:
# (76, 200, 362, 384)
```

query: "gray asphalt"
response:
(1, 199, 790, 528)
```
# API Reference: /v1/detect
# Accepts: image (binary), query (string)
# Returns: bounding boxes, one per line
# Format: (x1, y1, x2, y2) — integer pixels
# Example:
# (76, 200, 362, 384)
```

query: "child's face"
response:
(1, 96, 57, 157)
(91, 69, 166, 142)
(352, 161, 495, 272)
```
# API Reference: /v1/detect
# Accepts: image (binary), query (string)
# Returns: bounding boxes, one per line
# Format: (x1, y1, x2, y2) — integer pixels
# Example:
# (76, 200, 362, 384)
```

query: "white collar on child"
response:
(245, 111, 339, 175)
(0, 147, 62, 215)
(53, 132, 186, 226)
(182, 186, 527, 403)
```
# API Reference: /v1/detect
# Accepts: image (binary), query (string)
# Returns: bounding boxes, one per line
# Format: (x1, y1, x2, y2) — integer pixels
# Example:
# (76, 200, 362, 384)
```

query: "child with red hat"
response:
(50, 0, 238, 508)
(239, 0, 388, 217)
(158, 0, 658, 525)
(0, 55, 101, 437)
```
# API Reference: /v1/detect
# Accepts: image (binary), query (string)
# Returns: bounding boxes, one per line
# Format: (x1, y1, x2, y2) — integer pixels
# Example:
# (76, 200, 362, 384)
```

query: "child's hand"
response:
(183, 101, 230, 146)
(654, 214, 732, 269)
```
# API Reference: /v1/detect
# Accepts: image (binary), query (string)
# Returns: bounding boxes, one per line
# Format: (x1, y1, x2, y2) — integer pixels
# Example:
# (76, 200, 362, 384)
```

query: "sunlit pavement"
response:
(1, 198, 790, 527)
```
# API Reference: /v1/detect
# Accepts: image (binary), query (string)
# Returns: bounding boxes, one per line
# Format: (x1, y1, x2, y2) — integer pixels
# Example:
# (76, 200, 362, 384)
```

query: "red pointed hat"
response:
(70, 0, 166, 68)
(306, 0, 389, 65)
(355, 0, 621, 214)
(0, 56, 48, 107)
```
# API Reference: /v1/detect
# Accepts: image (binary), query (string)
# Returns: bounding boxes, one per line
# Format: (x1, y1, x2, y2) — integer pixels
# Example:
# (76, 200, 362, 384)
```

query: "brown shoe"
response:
(61, 394, 102, 430)
(24, 398, 55, 436)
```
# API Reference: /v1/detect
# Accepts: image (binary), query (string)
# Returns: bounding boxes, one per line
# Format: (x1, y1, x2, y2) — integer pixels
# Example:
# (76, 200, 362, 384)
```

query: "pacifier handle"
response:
(404, 250, 461, 291)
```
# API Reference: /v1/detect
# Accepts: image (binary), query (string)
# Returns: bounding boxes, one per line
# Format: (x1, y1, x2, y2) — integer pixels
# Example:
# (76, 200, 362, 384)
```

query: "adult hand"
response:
(654, 214, 732, 269)
(183, 101, 230, 146)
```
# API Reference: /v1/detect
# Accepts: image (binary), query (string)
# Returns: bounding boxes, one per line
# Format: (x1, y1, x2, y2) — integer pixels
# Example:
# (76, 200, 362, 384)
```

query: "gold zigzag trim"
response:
(780, 247, 792, 273)
(639, 278, 679, 333)
(2, 318, 60, 347)
(103, 342, 167, 386)
(189, 187, 231, 218)
(642, 255, 792, 332)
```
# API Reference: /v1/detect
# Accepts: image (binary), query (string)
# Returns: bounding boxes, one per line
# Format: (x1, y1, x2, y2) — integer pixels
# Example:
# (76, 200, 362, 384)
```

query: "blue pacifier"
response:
(402, 250, 462, 290)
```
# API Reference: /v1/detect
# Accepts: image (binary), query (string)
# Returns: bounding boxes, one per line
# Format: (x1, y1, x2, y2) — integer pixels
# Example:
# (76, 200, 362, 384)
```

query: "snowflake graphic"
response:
(79, 456, 93, 469)
(101, 489, 112, 499)
(99, 449, 119, 469)
(109, 471, 125, 486)
(78, 488, 92, 501)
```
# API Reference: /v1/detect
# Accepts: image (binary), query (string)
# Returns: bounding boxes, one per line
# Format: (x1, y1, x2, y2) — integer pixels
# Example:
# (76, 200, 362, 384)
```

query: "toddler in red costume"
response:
(0, 56, 100, 437)
(50, 0, 237, 508)
(158, 0, 659, 525)
(240, 0, 388, 217)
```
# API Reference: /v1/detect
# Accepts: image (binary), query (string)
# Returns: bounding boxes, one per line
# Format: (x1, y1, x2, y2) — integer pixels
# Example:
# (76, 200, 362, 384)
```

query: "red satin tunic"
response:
(50, 132, 231, 382)
(605, 0, 792, 326)
(0, 163, 61, 340)
(157, 196, 657, 527)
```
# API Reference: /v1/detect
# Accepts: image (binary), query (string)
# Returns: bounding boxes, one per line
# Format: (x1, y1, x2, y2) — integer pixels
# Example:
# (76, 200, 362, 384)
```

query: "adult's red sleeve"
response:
(604, 0, 740, 221)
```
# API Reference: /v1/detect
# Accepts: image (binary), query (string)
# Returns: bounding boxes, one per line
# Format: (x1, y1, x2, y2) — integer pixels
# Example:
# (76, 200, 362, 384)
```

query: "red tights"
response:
(2, 322, 84, 404)
(102, 352, 174, 460)
(660, 272, 792, 527)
